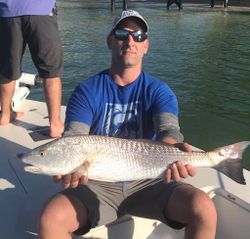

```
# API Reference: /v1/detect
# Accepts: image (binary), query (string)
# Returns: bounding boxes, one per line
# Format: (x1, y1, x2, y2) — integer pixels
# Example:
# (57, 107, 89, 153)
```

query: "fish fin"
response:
(76, 147, 104, 177)
(213, 158, 246, 185)
(213, 141, 250, 185)
(89, 176, 116, 182)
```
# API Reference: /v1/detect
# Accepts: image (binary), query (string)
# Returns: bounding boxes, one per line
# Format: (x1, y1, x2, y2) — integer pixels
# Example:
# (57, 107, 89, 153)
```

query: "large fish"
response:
(21, 135, 250, 184)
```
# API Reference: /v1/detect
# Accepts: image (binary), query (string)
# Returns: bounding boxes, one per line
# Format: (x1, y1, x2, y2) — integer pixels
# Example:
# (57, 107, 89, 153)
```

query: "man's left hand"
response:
(164, 142, 197, 183)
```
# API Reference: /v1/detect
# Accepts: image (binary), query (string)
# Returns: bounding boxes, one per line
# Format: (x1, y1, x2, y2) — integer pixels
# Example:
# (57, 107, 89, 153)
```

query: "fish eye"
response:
(39, 150, 47, 157)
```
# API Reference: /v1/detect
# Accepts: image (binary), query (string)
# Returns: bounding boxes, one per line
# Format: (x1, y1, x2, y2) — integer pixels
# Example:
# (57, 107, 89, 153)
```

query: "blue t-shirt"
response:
(0, 0, 56, 17)
(66, 70, 180, 140)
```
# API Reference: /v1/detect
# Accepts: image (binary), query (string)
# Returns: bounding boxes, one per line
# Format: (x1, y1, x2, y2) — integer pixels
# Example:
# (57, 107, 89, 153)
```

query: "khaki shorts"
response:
(62, 179, 186, 235)
(0, 15, 63, 82)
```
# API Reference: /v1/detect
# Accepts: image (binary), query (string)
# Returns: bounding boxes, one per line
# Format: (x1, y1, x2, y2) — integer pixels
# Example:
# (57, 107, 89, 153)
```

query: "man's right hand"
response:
(53, 172, 88, 189)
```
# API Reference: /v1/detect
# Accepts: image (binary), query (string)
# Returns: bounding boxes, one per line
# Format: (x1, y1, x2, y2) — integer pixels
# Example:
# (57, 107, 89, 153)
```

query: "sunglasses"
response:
(113, 29, 148, 42)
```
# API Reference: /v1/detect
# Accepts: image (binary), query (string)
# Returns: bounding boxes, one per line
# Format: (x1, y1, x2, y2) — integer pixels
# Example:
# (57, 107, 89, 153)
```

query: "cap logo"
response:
(121, 10, 138, 18)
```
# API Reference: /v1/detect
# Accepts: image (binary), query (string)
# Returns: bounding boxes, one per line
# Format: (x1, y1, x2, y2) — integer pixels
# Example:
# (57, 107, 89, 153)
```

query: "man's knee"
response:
(190, 189, 217, 222)
(39, 195, 68, 231)
(167, 185, 217, 225)
(39, 194, 87, 235)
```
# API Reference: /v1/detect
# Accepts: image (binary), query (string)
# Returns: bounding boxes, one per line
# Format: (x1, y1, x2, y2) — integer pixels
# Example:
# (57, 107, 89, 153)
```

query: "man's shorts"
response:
(0, 15, 63, 83)
(62, 178, 185, 235)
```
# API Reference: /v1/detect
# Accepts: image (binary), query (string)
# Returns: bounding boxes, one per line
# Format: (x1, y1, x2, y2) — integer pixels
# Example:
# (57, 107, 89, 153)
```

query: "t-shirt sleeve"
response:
(65, 82, 94, 127)
(152, 83, 179, 116)
(152, 82, 184, 142)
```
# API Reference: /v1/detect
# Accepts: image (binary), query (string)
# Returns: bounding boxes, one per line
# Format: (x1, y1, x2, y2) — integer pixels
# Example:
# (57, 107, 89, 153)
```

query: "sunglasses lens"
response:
(132, 31, 147, 42)
(114, 29, 129, 41)
(113, 29, 147, 42)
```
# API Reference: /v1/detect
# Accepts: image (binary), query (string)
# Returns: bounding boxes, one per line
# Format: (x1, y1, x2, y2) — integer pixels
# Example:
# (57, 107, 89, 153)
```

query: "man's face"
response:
(108, 19, 149, 69)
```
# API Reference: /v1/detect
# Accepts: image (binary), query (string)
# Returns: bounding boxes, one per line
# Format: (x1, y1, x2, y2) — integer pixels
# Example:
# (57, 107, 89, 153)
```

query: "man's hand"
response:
(53, 172, 88, 189)
(164, 142, 197, 183)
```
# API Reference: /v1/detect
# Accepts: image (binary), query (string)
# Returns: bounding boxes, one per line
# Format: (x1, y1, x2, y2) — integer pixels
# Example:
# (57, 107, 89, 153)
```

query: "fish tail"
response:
(213, 141, 250, 185)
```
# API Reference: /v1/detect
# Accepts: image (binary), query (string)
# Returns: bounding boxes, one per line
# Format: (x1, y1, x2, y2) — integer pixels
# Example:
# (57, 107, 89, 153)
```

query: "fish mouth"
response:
(24, 165, 43, 174)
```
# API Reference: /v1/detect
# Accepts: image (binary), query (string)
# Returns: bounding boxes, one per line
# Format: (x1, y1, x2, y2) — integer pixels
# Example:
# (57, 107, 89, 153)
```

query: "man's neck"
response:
(109, 66, 142, 86)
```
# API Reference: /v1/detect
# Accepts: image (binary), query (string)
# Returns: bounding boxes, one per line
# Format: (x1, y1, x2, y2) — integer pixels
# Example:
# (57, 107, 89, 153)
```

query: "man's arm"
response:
(153, 112, 184, 143)
(153, 111, 196, 183)
(63, 121, 90, 136)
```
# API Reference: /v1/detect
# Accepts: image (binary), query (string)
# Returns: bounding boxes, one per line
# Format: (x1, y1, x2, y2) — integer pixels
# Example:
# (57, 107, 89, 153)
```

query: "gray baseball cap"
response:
(111, 9, 149, 33)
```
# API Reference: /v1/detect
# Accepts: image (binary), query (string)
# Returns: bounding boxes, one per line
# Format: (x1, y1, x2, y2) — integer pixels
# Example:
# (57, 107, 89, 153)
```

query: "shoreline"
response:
(147, 0, 250, 7)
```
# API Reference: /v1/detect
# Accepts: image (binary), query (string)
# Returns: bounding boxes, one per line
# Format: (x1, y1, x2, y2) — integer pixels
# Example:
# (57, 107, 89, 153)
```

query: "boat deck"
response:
(0, 100, 249, 239)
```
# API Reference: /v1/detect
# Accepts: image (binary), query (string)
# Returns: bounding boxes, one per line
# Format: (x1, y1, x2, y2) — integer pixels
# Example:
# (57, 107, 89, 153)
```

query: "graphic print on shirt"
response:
(102, 101, 142, 138)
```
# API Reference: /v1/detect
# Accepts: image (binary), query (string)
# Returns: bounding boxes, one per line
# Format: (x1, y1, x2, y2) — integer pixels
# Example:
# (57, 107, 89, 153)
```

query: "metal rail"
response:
(111, 0, 128, 11)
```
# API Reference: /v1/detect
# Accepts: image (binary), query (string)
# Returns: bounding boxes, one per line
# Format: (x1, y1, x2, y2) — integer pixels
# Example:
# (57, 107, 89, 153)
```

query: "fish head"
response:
(21, 146, 56, 175)
(21, 137, 82, 176)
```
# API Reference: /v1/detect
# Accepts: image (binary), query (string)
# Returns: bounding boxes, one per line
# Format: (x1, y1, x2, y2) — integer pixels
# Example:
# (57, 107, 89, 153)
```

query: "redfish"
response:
(21, 135, 249, 184)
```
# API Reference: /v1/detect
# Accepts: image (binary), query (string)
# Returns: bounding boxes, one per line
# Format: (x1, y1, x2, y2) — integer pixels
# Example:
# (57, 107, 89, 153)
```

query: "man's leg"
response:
(0, 17, 24, 125)
(0, 81, 24, 125)
(211, 0, 215, 8)
(27, 16, 64, 137)
(43, 77, 64, 138)
(39, 181, 123, 238)
(167, 0, 172, 9)
(177, 0, 183, 10)
(166, 184, 217, 239)
(39, 194, 87, 239)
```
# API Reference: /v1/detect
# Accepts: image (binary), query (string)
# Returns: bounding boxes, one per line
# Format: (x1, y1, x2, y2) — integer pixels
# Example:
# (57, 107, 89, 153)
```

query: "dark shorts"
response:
(0, 15, 63, 83)
(62, 179, 185, 235)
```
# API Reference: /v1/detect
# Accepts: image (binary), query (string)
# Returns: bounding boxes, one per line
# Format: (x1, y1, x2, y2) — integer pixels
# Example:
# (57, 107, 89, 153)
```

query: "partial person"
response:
(167, 0, 183, 10)
(39, 10, 217, 239)
(0, 0, 64, 137)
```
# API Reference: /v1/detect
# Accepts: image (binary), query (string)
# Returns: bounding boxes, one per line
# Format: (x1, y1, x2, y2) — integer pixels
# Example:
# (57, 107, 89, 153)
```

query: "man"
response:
(39, 10, 217, 239)
(0, 0, 64, 137)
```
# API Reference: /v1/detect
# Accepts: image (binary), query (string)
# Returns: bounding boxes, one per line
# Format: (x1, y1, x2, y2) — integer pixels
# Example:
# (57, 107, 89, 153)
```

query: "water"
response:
(23, 1, 250, 167)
